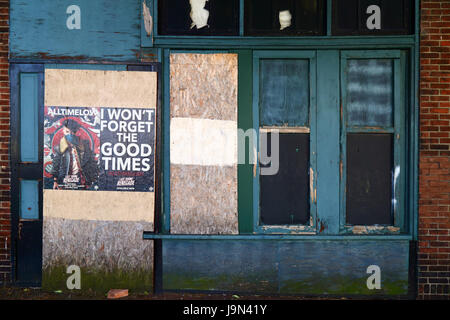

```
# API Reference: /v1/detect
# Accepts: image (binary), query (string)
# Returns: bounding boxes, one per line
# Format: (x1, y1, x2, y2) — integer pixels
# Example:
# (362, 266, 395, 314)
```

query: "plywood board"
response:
(45, 69, 157, 109)
(170, 164, 238, 234)
(169, 53, 238, 234)
(170, 53, 237, 121)
(44, 69, 157, 223)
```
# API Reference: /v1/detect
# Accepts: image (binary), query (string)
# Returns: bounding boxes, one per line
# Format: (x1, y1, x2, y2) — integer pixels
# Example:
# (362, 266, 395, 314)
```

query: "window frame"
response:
(339, 50, 407, 234)
(252, 50, 317, 234)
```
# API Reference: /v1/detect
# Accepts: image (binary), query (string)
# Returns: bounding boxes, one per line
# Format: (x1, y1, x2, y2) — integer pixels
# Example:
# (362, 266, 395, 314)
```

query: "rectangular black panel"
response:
(158, 0, 239, 36)
(244, 0, 325, 36)
(333, 0, 414, 35)
(260, 133, 310, 225)
(346, 133, 393, 225)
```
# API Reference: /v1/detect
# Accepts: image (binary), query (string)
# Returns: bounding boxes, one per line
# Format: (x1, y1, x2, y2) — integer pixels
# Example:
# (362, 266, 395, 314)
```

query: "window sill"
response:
(143, 232, 413, 241)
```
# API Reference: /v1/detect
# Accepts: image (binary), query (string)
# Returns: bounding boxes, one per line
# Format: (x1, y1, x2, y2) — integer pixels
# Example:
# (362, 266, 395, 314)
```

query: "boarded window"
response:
(260, 59, 310, 127)
(158, 0, 239, 36)
(346, 133, 393, 225)
(260, 133, 310, 225)
(244, 0, 325, 36)
(346, 59, 394, 127)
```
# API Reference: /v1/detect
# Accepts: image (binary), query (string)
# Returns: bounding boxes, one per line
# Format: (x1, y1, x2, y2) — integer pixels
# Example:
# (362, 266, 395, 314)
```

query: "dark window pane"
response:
(158, 0, 239, 36)
(333, 0, 414, 35)
(260, 59, 309, 127)
(260, 133, 310, 225)
(346, 133, 393, 225)
(244, 0, 325, 36)
(346, 59, 394, 127)
(332, 0, 359, 33)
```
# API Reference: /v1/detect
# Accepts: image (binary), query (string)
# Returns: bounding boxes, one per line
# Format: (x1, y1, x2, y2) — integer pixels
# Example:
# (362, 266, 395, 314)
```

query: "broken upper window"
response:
(244, 0, 325, 36)
(158, 0, 239, 36)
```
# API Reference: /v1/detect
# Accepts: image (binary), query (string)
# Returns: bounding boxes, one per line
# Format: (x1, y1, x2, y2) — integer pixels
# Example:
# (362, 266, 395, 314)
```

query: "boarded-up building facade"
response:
(0, 0, 448, 299)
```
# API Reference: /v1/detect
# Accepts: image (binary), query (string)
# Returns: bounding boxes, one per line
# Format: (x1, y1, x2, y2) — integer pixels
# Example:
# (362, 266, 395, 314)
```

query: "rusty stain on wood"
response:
(319, 220, 326, 233)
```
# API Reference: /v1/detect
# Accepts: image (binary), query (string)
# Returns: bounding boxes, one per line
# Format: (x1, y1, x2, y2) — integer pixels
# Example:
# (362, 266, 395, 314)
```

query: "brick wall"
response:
(0, 0, 9, 286)
(418, 0, 450, 300)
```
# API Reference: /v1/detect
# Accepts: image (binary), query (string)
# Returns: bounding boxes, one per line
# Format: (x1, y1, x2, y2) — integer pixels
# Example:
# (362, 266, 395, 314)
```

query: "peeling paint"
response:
(351, 225, 401, 235)
(387, 226, 400, 233)
(393, 165, 400, 212)
(142, 1, 153, 43)
(261, 223, 315, 235)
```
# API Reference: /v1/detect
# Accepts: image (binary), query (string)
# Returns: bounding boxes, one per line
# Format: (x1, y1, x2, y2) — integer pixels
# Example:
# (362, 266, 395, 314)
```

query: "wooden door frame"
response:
(10, 63, 45, 287)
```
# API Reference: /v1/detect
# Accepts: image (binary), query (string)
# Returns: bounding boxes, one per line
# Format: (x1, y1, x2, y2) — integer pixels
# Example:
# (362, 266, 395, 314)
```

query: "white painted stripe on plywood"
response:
(170, 117, 237, 166)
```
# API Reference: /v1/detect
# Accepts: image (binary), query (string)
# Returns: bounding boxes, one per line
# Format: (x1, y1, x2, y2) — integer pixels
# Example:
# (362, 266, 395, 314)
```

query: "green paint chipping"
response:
(43, 266, 153, 295)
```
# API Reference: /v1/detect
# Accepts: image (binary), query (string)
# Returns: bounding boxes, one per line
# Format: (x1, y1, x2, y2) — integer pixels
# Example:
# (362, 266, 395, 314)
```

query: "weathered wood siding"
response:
(163, 240, 410, 295)
(10, 0, 141, 61)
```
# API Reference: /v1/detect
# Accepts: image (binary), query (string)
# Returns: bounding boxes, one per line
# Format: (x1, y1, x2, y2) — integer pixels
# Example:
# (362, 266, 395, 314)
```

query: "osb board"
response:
(45, 69, 157, 108)
(169, 53, 238, 234)
(170, 53, 237, 121)
(44, 69, 156, 222)
(43, 190, 154, 222)
(170, 164, 238, 234)
(43, 218, 153, 271)
(170, 117, 237, 166)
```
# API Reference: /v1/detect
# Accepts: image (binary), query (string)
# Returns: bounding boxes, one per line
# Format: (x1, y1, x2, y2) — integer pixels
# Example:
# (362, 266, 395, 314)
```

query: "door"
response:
(10, 64, 44, 286)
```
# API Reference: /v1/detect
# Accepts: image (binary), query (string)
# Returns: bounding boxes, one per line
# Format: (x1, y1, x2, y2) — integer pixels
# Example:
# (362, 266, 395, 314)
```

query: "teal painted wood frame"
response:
(152, 35, 415, 50)
(162, 48, 171, 234)
(316, 50, 340, 235)
(339, 50, 407, 235)
(143, 232, 412, 241)
(237, 50, 254, 234)
(252, 50, 317, 234)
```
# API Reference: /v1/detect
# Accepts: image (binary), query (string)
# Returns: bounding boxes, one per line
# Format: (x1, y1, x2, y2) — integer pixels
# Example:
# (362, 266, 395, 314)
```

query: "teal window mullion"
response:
(237, 49, 254, 234)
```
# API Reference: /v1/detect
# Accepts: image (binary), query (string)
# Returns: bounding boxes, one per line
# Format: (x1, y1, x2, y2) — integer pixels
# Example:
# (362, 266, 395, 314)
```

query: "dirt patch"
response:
(0, 287, 339, 300)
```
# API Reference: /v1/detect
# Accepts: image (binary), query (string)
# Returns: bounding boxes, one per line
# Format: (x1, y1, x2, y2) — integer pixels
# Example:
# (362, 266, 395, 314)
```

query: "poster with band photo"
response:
(43, 106, 155, 192)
